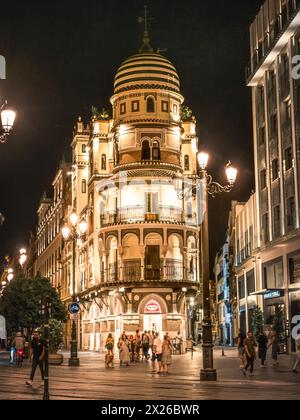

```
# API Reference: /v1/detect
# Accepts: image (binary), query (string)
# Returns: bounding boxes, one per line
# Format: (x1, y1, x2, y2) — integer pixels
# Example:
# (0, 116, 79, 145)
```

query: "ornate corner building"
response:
(34, 37, 202, 350)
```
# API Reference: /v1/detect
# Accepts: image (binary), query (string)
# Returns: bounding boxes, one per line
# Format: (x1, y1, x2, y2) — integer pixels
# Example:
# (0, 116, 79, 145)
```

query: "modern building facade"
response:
(246, 0, 300, 351)
(32, 35, 203, 351)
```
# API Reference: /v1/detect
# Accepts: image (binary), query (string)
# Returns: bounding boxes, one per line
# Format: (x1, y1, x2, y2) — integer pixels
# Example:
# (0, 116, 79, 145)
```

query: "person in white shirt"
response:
(151, 332, 163, 374)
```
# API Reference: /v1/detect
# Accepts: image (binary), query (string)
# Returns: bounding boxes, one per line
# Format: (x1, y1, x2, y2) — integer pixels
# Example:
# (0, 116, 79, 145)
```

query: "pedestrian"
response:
(128, 335, 135, 363)
(292, 335, 300, 374)
(105, 333, 114, 357)
(118, 338, 130, 367)
(242, 331, 257, 376)
(134, 329, 142, 361)
(148, 331, 154, 356)
(268, 329, 279, 366)
(142, 331, 150, 360)
(26, 329, 45, 387)
(237, 329, 246, 368)
(151, 332, 163, 374)
(161, 335, 172, 374)
(175, 331, 183, 354)
(257, 330, 268, 367)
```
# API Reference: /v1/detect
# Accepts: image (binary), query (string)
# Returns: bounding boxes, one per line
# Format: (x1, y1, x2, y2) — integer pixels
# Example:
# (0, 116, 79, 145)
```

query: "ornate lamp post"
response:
(177, 152, 237, 381)
(198, 152, 237, 381)
(62, 211, 87, 367)
(0, 101, 16, 144)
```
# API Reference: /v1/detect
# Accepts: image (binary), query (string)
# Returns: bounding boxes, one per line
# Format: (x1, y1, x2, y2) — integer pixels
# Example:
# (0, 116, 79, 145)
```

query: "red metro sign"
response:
(144, 299, 161, 314)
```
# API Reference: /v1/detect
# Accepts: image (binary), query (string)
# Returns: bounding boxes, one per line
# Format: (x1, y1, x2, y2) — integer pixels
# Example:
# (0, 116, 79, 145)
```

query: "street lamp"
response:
(19, 248, 27, 268)
(176, 152, 237, 381)
(7, 268, 14, 282)
(0, 101, 16, 144)
(197, 152, 237, 381)
(61, 211, 87, 367)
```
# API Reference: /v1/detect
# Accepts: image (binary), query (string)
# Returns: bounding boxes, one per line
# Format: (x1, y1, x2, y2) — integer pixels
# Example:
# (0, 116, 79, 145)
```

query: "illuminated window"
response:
(146, 97, 155, 113)
(152, 141, 160, 160)
(82, 179, 86, 193)
(132, 101, 139, 112)
(120, 103, 126, 115)
(101, 154, 106, 170)
(162, 101, 169, 112)
(184, 155, 190, 171)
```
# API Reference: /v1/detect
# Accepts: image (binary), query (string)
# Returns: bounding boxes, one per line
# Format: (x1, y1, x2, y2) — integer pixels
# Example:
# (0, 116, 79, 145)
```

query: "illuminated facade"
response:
(32, 31, 202, 350)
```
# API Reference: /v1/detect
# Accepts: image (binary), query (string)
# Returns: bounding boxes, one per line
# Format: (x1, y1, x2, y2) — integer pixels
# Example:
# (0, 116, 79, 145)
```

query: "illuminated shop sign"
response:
(264, 291, 282, 300)
(144, 299, 161, 314)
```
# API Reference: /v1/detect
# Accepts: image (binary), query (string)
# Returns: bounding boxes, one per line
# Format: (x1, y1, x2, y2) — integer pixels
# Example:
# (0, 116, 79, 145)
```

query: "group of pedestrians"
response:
(105, 329, 173, 374)
(237, 328, 300, 376)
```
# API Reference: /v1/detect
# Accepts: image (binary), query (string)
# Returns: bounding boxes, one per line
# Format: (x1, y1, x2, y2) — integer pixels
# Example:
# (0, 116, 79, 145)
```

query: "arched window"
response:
(101, 154, 106, 170)
(141, 140, 150, 160)
(152, 141, 161, 160)
(146, 97, 155, 113)
(184, 155, 190, 171)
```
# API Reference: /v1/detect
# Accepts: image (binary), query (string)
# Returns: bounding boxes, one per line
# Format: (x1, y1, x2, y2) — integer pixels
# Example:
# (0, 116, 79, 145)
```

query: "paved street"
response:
(0, 347, 299, 400)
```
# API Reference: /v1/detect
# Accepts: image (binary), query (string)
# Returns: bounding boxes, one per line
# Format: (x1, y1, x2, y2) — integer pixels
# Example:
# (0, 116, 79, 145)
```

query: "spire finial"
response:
(138, 5, 153, 53)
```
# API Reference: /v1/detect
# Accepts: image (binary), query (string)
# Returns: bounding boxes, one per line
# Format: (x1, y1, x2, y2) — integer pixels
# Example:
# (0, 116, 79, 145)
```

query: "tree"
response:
(181, 105, 193, 121)
(0, 275, 67, 336)
(250, 305, 264, 338)
(40, 319, 64, 354)
(272, 304, 285, 343)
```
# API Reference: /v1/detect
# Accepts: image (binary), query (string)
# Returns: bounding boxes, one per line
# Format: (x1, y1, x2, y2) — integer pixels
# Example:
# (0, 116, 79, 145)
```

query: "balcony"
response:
(100, 206, 192, 226)
(100, 260, 196, 285)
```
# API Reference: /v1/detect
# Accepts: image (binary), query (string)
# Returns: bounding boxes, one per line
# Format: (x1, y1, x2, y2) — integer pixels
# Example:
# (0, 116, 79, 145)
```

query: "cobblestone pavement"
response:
(0, 347, 299, 400)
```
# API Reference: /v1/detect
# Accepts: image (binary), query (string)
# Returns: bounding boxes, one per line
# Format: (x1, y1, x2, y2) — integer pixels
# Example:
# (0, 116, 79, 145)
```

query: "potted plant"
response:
(41, 319, 64, 365)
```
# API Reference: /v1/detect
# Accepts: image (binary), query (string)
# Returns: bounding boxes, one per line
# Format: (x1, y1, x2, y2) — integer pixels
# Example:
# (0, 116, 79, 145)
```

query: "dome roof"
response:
(114, 53, 180, 94)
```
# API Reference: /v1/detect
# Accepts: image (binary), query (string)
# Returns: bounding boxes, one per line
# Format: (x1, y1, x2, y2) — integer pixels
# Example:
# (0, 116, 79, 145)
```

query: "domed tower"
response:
(79, 27, 200, 350)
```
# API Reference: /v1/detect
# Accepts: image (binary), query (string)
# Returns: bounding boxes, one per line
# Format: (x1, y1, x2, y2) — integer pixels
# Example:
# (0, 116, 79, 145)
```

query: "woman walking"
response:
(118, 337, 130, 367)
(268, 330, 279, 366)
(161, 335, 172, 375)
(128, 335, 135, 363)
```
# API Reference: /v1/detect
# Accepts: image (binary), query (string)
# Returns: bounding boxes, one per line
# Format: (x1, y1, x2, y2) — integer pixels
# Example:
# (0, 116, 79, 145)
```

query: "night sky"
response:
(0, 0, 263, 268)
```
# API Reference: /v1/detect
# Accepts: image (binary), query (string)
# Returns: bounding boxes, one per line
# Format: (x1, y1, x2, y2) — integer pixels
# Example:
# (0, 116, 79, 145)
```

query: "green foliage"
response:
(272, 304, 285, 343)
(250, 305, 264, 338)
(0, 275, 67, 335)
(181, 105, 193, 121)
(91, 106, 111, 121)
(40, 319, 64, 353)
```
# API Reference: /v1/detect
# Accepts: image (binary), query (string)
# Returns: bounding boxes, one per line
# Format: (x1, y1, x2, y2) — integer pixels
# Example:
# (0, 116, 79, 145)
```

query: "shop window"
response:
(184, 155, 190, 171)
(146, 97, 155, 113)
(101, 154, 107, 170)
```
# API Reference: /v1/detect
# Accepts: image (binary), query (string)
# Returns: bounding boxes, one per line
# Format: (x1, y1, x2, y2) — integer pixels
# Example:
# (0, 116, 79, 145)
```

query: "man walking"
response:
(257, 330, 268, 367)
(26, 329, 45, 387)
(237, 329, 246, 368)
(243, 331, 257, 376)
(151, 332, 163, 374)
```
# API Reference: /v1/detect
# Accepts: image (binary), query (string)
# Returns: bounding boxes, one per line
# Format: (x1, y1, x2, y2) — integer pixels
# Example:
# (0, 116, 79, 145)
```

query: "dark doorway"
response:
(145, 245, 160, 279)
